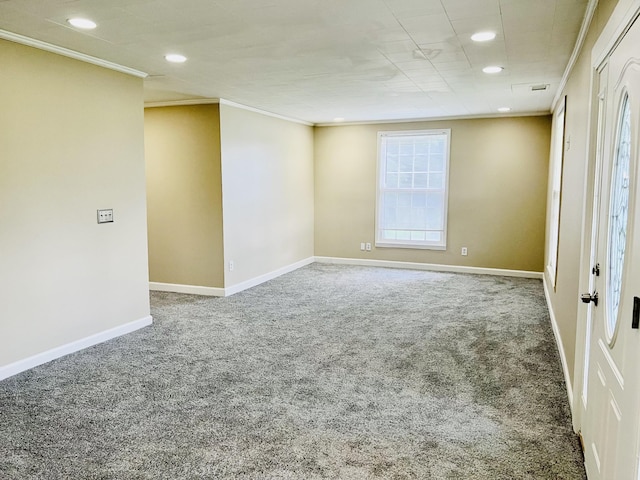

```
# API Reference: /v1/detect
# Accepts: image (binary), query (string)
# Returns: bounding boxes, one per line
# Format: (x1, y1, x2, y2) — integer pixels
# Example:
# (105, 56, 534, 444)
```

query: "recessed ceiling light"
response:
(483, 65, 504, 74)
(498, 107, 511, 113)
(471, 31, 496, 42)
(67, 18, 97, 29)
(333, 117, 345, 122)
(165, 54, 187, 63)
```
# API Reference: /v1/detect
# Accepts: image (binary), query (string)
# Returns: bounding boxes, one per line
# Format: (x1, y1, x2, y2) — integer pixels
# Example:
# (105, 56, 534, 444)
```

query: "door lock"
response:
(581, 292, 599, 307)
(592, 263, 600, 276)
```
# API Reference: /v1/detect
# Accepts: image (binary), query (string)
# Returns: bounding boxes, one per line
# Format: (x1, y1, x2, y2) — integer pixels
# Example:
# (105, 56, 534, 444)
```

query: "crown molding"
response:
(219, 99, 313, 126)
(144, 98, 312, 127)
(551, 0, 598, 111)
(0, 29, 147, 78)
(144, 98, 220, 108)
(314, 111, 551, 127)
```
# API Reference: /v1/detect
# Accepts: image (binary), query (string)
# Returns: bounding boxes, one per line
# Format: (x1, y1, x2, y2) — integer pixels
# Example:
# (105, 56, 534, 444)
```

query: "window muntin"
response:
(376, 130, 450, 249)
(606, 93, 631, 340)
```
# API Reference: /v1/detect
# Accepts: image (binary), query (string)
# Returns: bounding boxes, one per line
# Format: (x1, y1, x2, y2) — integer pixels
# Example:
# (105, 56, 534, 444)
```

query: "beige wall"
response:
(0, 40, 150, 367)
(545, 0, 620, 388)
(145, 105, 224, 288)
(315, 116, 551, 272)
(219, 104, 315, 286)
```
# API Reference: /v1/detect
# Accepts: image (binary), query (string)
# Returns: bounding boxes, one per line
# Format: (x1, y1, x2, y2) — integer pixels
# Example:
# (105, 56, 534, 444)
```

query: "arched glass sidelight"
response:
(607, 93, 631, 340)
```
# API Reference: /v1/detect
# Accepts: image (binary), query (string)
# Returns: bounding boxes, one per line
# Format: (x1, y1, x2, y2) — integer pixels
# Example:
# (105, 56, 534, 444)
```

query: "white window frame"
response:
(547, 98, 566, 288)
(375, 129, 451, 250)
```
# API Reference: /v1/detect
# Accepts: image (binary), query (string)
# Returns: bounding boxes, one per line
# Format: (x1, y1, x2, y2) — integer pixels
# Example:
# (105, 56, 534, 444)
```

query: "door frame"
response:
(572, 0, 640, 435)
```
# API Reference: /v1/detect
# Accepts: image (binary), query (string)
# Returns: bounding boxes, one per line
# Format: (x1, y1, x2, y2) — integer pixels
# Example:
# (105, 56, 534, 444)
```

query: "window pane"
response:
(426, 208, 443, 229)
(607, 94, 631, 338)
(415, 142, 429, 155)
(399, 156, 413, 172)
(399, 143, 413, 155)
(398, 193, 411, 207)
(411, 208, 427, 228)
(428, 173, 444, 189)
(385, 173, 398, 188)
(427, 192, 443, 209)
(426, 232, 441, 242)
(429, 155, 444, 172)
(430, 139, 445, 154)
(386, 155, 399, 172)
(414, 155, 428, 171)
(384, 192, 398, 207)
(412, 192, 427, 207)
(414, 173, 428, 188)
(399, 173, 413, 188)
(383, 205, 396, 223)
(397, 207, 411, 227)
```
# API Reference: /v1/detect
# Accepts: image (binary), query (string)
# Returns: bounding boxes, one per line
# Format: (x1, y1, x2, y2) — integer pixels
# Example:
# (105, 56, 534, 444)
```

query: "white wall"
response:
(0, 40, 151, 373)
(219, 104, 315, 287)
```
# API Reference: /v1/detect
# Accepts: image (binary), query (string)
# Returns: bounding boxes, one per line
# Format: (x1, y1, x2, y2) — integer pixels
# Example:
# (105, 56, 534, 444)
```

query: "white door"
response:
(581, 15, 640, 480)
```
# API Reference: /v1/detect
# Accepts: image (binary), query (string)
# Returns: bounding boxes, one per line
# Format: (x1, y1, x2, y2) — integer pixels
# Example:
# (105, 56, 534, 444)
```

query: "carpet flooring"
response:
(0, 264, 586, 479)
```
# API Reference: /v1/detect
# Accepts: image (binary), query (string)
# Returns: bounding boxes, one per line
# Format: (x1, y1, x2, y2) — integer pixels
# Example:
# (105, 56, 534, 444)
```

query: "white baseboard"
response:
(150, 257, 539, 298)
(149, 282, 225, 297)
(542, 276, 574, 413)
(0, 315, 153, 382)
(225, 256, 315, 296)
(314, 256, 543, 279)
(149, 257, 315, 297)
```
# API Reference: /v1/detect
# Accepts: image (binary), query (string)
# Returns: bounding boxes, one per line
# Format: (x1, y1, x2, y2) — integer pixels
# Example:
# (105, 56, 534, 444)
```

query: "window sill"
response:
(375, 242, 446, 251)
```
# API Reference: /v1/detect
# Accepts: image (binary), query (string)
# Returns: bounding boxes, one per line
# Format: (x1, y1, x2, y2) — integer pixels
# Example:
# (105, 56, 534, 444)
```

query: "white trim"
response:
(543, 276, 575, 416)
(375, 129, 451, 251)
(219, 99, 313, 126)
(314, 256, 543, 279)
(546, 100, 567, 285)
(150, 258, 315, 297)
(0, 29, 147, 78)
(144, 98, 220, 108)
(592, 0, 640, 68)
(546, 265, 557, 289)
(149, 282, 225, 297)
(314, 111, 550, 127)
(552, 0, 598, 111)
(375, 242, 447, 250)
(0, 315, 153, 381)
(224, 257, 315, 296)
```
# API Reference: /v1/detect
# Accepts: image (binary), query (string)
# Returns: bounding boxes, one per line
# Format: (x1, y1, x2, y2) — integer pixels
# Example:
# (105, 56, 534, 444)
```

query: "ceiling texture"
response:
(0, 0, 589, 124)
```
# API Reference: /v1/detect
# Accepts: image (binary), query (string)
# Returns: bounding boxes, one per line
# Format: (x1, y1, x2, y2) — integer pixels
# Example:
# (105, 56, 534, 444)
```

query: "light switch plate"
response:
(97, 209, 114, 224)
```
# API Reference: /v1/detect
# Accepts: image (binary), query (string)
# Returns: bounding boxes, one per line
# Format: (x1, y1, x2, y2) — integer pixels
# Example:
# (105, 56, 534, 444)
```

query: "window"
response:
(376, 130, 450, 249)
(547, 98, 566, 287)
(606, 93, 631, 340)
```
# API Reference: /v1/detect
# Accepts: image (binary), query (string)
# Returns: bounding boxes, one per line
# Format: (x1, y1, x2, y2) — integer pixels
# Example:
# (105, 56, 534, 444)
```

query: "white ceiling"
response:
(0, 0, 588, 124)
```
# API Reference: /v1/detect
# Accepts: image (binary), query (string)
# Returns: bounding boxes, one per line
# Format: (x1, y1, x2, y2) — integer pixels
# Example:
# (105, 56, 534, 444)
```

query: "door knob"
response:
(581, 292, 599, 306)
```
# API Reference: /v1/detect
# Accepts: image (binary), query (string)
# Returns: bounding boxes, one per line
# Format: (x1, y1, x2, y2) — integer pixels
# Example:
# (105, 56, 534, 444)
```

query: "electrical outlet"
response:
(229, 260, 234, 271)
(360, 242, 365, 251)
(461, 247, 468, 256)
(365, 242, 372, 251)
(97, 209, 113, 224)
